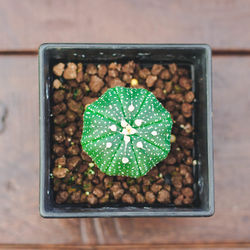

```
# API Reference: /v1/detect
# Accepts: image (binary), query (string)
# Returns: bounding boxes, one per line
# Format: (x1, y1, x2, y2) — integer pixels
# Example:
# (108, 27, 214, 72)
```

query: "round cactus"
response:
(81, 87, 173, 178)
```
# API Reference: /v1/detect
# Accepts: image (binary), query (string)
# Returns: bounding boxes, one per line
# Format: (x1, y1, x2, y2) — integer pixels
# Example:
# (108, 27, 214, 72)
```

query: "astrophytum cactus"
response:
(81, 87, 173, 178)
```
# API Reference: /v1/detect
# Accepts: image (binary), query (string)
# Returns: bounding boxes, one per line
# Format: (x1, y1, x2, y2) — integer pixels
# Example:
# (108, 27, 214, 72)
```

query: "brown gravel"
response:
(145, 191, 156, 204)
(160, 69, 171, 80)
(108, 77, 125, 88)
(153, 88, 165, 100)
(179, 77, 192, 90)
(89, 75, 104, 93)
(53, 167, 68, 178)
(67, 156, 81, 170)
(63, 63, 77, 80)
(122, 193, 135, 204)
(87, 194, 98, 205)
(86, 64, 97, 75)
(151, 64, 164, 76)
(122, 61, 135, 74)
(157, 189, 171, 203)
(53, 90, 65, 104)
(146, 75, 157, 88)
(150, 183, 162, 194)
(93, 187, 104, 198)
(55, 156, 66, 167)
(185, 91, 195, 103)
(53, 63, 65, 77)
(136, 193, 145, 203)
(139, 68, 151, 79)
(67, 99, 82, 114)
(97, 64, 107, 78)
(181, 103, 193, 118)
(111, 183, 124, 200)
(53, 79, 63, 89)
(56, 191, 69, 204)
(51, 61, 196, 207)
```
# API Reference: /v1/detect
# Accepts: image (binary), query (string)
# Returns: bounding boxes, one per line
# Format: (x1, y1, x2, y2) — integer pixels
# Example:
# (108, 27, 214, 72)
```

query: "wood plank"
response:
(80, 56, 250, 243)
(0, 56, 82, 244)
(0, 0, 250, 50)
(2, 243, 250, 250)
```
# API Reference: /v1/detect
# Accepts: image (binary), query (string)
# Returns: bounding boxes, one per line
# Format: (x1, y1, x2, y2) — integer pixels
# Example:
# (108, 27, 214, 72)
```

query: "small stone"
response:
(97, 64, 107, 78)
(53, 167, 68, 178)
(86, 64, 97, 75)
(146, 75, 157, 87)
(122, 193, 135, 204)
(63, 63, 77, 79)
(93, 187, 104, 198)
(53, 79, 62, 89)
(139, 68, 150, 79)
(136, 193, 145, 203)
(145, 191, 155, 204)
(89, 75, 104, 93)
(151, 64, 164, 76)
(87, 194, 98, 205)
(160, 69, 171, 80)
(53, 63, 65, 76)
(123, 73, 132, 84)
(157, 189, 170, 203)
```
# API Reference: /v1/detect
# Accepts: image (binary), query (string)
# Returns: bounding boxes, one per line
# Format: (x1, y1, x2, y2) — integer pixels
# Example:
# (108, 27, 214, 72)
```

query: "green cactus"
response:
(81, 87, 173, 178)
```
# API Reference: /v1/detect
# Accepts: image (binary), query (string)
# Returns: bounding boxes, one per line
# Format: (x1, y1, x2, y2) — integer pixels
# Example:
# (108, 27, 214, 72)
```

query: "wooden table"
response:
(0, 0, 250, 249)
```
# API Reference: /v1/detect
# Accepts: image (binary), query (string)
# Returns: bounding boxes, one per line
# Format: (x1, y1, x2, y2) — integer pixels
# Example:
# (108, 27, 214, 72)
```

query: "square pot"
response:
(39, 43, 214, 217)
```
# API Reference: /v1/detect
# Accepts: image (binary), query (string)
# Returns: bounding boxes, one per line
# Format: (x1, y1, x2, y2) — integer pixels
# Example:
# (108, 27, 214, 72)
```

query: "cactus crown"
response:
(81, 87, 173, 178)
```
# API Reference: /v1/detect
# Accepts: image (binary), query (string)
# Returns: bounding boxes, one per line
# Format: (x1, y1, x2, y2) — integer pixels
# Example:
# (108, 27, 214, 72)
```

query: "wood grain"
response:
(2, 243, 250, 249)
(1, 0, 250, 50)
(0, 56, 82, 244)
(80, 56, 250, 244)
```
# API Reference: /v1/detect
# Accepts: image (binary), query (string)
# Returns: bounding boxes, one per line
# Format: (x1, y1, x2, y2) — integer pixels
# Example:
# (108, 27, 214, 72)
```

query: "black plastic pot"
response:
(39, 43, 214, 218)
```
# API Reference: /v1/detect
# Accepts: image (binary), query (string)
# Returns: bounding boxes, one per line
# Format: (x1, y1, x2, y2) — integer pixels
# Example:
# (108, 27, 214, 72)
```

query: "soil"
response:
(51, 61, 195, 206)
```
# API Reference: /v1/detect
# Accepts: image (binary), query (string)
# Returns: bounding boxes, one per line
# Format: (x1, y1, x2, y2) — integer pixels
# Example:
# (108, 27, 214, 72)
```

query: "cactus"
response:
(81, 87, 173, 178)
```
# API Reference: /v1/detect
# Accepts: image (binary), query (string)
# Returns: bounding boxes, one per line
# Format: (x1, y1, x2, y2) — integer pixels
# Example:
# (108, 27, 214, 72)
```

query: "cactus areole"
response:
(81, 87, 173, 178)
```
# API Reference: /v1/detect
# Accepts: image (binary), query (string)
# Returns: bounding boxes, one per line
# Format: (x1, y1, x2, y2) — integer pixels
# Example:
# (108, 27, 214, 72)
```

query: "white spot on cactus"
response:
(109, 124, 117, 132)
(135, 119, 143, 126)
(136, 141, 143, 148)
(121, 128, 128, 135)
(129, 127, 137, 135)
(124, 135, 130, 144)
(151, 131, 157, 136)
(121, 119, 128, 128)
(122, 157, 129, 164)
(106, 142, 112, 148)
(124, 135, 130, 153)
(128, 104, 135, 112)
(121, 125, 137, 135)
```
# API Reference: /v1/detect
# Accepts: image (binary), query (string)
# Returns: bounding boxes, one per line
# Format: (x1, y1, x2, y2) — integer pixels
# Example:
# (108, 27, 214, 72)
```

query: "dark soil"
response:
(51, 61, 196, 206)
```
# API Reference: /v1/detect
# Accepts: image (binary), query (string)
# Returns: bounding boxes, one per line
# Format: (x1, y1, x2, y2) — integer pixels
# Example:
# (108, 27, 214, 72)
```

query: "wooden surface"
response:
(2, 243, 250, 250)
(0, 0, 250, 249)
(1, 0, 250, 51)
